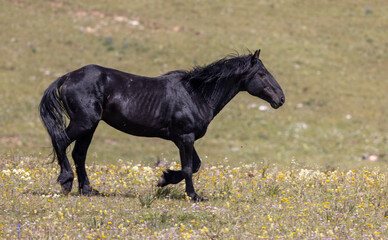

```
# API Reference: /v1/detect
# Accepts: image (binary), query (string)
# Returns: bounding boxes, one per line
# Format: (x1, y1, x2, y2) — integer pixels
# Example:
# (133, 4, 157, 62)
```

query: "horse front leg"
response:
(175, 134, 203, 201)
(157, 147, 201, 186)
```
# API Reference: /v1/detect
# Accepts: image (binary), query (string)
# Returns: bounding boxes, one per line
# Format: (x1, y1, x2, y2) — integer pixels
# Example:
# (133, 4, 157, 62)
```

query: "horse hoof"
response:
(89, 188, 101, 196)
(190, 193, 206, 202)
(157, 176, 167, 187)
(80, 186, 101, 196)
(157, 171, 169, 187)
(61, 186, 71, 195)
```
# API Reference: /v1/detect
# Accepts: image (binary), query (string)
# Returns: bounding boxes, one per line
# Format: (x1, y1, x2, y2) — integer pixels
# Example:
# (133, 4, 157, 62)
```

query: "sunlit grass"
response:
(1, 157, 386, 239)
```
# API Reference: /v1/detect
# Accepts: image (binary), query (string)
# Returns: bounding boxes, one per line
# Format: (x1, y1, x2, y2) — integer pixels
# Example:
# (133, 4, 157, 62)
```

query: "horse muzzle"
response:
(271, 95, 285, 109)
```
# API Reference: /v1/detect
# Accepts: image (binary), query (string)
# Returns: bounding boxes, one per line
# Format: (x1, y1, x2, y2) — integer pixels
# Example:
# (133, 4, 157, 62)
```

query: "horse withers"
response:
(39, 50, 285, 201)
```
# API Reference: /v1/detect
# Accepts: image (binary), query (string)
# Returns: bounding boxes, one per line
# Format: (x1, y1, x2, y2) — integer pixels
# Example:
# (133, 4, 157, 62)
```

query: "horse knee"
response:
(182, 166, 193, 178)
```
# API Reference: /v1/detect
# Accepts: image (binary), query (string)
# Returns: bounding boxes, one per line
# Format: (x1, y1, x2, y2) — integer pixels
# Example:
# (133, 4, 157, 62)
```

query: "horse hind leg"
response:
(56, 122, 100, 195)
(66, 121, 100, 196)
(71, 126, 99, 195)
(60, 82, 103, 195)
(56, 121, 91, 195)
(54, 138, 74, 195)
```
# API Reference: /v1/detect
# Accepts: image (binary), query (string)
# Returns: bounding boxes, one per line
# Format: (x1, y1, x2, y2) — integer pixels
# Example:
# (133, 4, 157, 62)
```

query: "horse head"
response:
(243, 50, 285, 109)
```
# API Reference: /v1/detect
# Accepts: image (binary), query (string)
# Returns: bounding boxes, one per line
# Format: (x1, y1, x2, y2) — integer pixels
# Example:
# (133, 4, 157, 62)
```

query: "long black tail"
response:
(39, 75, 70, 163)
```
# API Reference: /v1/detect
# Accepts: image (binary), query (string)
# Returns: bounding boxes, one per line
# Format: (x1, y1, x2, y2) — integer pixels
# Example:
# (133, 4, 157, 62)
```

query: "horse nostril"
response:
(281, 96, 285, 104)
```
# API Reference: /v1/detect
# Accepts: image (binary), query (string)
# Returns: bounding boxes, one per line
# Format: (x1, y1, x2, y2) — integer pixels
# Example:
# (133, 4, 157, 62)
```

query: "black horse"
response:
(39, 50, 284, 201)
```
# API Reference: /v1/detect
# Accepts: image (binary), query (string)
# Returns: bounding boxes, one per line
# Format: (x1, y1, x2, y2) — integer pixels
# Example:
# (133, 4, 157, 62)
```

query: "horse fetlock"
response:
(157, 170, 184, 187)
(157, 175, 167, 187)
(157, 170, 171, 187)
(57, 173, 74, 184)
(57, 170, 74, 181)
(57, 171, 74, 194)
(187, 192, 205, 202)
(80, 185, 100, 196)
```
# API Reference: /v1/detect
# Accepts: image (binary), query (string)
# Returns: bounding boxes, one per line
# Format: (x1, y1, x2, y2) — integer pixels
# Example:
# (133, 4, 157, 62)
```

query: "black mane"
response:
(179, 53, 261, 109)
(183, 53, 259, 88)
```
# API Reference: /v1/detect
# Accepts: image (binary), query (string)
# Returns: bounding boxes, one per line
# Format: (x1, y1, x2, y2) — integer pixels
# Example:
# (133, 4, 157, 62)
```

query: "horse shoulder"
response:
(165, 82, 212, 139)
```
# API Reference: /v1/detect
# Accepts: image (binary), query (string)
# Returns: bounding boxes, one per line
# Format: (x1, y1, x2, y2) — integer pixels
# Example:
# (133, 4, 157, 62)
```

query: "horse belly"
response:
(103, 118, 170, 139)
(102, 102, 171, 139)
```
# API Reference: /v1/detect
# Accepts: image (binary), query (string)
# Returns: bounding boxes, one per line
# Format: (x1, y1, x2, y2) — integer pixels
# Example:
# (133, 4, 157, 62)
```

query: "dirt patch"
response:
(0, 135, 23, 147)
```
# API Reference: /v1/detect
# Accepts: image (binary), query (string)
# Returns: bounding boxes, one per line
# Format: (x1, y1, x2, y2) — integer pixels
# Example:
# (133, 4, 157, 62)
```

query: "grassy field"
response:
(0, 0, 387, 169)
(0, 0, 387, 239)
(1, 157, 386, 239)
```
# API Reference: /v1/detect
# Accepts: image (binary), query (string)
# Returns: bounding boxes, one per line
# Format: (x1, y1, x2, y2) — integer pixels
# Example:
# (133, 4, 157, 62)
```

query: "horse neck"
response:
(201, 76, 242, 116)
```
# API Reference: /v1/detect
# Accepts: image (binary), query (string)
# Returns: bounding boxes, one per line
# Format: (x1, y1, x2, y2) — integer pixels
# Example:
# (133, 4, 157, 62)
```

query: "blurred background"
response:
(0, 0, 387, 170)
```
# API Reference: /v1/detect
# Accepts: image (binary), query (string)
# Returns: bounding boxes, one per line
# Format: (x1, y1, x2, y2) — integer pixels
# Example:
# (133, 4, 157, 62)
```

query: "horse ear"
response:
(251, 49, 261, 65)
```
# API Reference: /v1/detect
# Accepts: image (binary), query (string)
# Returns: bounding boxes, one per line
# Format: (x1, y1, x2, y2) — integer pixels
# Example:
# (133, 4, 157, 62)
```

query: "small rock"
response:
(129, 20, 140, 26)
(362, 154, 379, 162)
(259, 105, 269, 111)
(247, 103, 257, 109)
